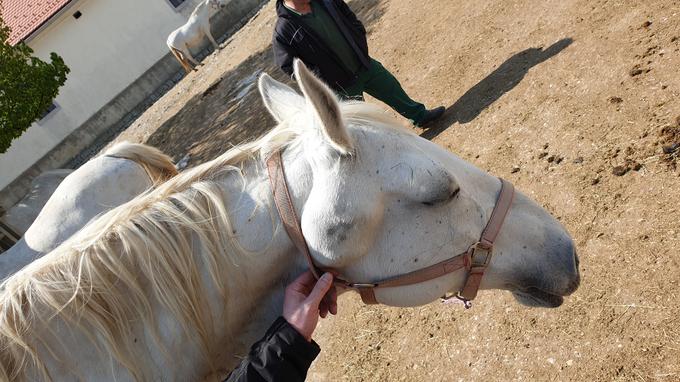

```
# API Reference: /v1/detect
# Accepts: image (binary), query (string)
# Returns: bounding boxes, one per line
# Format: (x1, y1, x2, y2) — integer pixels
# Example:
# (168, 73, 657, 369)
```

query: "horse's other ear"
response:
(258, 73, 305, 123)
(294, 59, 353, 155)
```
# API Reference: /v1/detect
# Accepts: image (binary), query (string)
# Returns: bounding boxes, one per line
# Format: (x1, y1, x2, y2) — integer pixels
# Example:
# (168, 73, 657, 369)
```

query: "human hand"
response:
(283, 271, 338, 341)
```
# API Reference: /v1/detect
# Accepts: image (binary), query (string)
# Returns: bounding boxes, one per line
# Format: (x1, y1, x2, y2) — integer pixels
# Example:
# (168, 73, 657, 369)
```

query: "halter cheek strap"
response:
(266, 150, 515, 306)
(266, 150, 323, 280)
(458, 176, 515, 301)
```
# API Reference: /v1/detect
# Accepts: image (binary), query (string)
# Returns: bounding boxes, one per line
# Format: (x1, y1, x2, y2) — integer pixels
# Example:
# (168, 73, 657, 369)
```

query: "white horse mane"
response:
(0, 100, 395, 381)
(0, 142, 177, 283)
(104, 142, 179, 183)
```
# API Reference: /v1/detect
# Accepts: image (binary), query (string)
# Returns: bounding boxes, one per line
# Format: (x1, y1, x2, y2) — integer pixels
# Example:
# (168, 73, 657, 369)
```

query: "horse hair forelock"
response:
(0, 101, 397, 381)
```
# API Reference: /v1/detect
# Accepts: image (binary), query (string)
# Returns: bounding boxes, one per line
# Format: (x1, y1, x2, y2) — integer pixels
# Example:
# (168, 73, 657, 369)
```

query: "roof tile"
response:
(1, 0, 72, 45)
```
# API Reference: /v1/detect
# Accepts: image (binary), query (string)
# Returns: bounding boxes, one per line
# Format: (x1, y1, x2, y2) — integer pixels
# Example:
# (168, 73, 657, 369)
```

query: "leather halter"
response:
(266, 150, 515, 306)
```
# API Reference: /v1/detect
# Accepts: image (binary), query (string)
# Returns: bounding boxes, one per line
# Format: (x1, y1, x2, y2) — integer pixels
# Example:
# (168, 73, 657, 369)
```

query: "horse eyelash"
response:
(422, 187, 460, 207)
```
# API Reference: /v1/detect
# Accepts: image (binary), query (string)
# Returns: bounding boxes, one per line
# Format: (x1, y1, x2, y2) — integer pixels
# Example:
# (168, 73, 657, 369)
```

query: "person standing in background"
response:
(272, 0, 445, 127)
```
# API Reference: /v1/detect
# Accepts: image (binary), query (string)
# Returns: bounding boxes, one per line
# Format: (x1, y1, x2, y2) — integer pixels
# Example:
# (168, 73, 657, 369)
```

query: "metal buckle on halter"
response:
(466, 241, 493, 270)
(347, 283, 378, 289)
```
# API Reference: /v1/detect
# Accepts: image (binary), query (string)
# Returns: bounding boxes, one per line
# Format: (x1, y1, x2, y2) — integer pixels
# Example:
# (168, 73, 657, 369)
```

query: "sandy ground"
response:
(110, 0, 680, 380)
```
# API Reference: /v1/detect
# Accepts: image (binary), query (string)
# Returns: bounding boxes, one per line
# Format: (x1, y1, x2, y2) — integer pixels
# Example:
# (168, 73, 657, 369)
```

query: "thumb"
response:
(305, 273, 334, 307)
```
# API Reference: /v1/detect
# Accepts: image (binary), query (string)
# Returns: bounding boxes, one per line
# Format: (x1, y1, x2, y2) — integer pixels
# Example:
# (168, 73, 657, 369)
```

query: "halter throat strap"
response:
(266, 150, 515, 305)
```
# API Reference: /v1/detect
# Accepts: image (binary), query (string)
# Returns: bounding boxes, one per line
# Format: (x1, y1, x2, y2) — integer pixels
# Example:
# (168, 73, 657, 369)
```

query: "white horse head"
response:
(0, 62, 579, 381)
(259, 60, 580, 307)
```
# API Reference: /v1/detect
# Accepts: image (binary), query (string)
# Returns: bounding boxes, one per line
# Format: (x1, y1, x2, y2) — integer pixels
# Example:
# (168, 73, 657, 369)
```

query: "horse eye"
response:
(422, 187, 460, 207)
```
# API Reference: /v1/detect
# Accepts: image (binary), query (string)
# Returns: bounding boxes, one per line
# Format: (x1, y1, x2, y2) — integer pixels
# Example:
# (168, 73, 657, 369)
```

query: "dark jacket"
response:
(272, 0, 370, 90)
(224, 317, 320, 381)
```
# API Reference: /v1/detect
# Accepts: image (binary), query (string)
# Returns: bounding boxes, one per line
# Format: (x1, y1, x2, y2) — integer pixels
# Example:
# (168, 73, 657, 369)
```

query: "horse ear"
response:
(294, 59, 354, 155)
(258, 73, 306, 123)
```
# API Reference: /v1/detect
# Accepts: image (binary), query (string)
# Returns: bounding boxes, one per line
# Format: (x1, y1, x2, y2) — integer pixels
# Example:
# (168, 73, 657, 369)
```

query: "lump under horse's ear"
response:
(293, 59, 354, 155)
(258, 73, 306, 123)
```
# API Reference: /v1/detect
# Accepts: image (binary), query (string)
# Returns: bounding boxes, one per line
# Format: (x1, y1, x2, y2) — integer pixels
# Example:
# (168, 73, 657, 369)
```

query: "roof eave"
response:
(18, 0, 79, 45)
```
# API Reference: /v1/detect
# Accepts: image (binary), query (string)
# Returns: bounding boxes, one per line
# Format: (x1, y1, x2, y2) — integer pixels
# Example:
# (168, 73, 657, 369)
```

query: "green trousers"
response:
(338, 59, 427, 124)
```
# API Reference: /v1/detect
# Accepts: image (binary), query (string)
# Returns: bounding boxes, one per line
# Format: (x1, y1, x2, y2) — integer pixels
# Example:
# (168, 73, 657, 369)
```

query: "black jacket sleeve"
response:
(224, 317, 321, 382)
(273, 33, 296, 78)
(333, 0, 366, 35)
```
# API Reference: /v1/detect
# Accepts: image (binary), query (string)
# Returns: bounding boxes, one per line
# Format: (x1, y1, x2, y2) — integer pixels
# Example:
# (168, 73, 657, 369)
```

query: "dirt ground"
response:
(109, 0, 680, 380)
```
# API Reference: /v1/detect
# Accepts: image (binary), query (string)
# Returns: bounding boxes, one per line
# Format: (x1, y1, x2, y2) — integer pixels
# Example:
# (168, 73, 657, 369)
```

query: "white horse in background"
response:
(0, 142, 177, 281)
(0, 61, 579, 381)
(167, 0, 228, 73)
(3, 170, 74, 235)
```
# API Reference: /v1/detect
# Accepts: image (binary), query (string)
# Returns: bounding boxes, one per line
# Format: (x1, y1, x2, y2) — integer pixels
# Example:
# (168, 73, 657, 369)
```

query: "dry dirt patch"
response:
(110, 0, 680, 380)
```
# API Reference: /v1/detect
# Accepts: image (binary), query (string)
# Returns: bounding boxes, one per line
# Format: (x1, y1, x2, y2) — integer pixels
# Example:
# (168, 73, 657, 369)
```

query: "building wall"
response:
(0, 0, 266, 212)
(0, 0, 203, 190)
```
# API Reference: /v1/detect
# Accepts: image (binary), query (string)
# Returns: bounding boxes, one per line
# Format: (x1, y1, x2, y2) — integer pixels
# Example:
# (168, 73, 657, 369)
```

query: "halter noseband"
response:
(266, 150, 515, 306)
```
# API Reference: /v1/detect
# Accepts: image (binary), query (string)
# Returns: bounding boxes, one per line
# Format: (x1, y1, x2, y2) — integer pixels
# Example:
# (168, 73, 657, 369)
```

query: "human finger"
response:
(305, 273, 334, 307)
(319, 304, 328, 318)
(287, 270, 316, 294)
(326, 284, 338, 315)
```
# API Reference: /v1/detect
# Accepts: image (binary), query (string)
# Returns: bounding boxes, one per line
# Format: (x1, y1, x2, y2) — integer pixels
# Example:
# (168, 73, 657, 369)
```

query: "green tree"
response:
(0, 11, 70, 153)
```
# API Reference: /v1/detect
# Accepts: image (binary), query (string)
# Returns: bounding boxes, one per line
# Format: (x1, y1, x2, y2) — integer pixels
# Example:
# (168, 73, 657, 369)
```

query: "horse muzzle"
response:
(511, 246, 580, 308)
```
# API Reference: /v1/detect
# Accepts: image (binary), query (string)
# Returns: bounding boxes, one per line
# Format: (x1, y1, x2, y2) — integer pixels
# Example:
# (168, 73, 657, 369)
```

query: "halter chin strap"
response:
(266, 150, 515, 306)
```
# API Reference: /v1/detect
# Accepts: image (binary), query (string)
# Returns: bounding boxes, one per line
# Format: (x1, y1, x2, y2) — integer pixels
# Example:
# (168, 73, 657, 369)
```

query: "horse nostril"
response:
(564, 247, 581, 295)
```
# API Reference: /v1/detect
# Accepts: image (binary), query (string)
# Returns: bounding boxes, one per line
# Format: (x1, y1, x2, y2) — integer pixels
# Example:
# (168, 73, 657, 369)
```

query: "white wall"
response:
(0, 0, 203, 190)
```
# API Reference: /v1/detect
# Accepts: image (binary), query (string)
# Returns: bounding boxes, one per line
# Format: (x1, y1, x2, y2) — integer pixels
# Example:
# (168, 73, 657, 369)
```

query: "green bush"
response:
(0, 13, 70, 153)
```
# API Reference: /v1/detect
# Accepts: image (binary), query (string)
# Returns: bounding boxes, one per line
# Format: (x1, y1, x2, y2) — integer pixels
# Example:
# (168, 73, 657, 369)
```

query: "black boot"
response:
(416, 106, 445, 127)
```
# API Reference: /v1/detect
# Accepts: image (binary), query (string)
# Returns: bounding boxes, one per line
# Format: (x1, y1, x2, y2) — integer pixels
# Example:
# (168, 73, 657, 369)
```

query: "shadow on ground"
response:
(146, 47, 284, 165)
(421, 38, 573, 140)
(146, 0, 388, 166)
